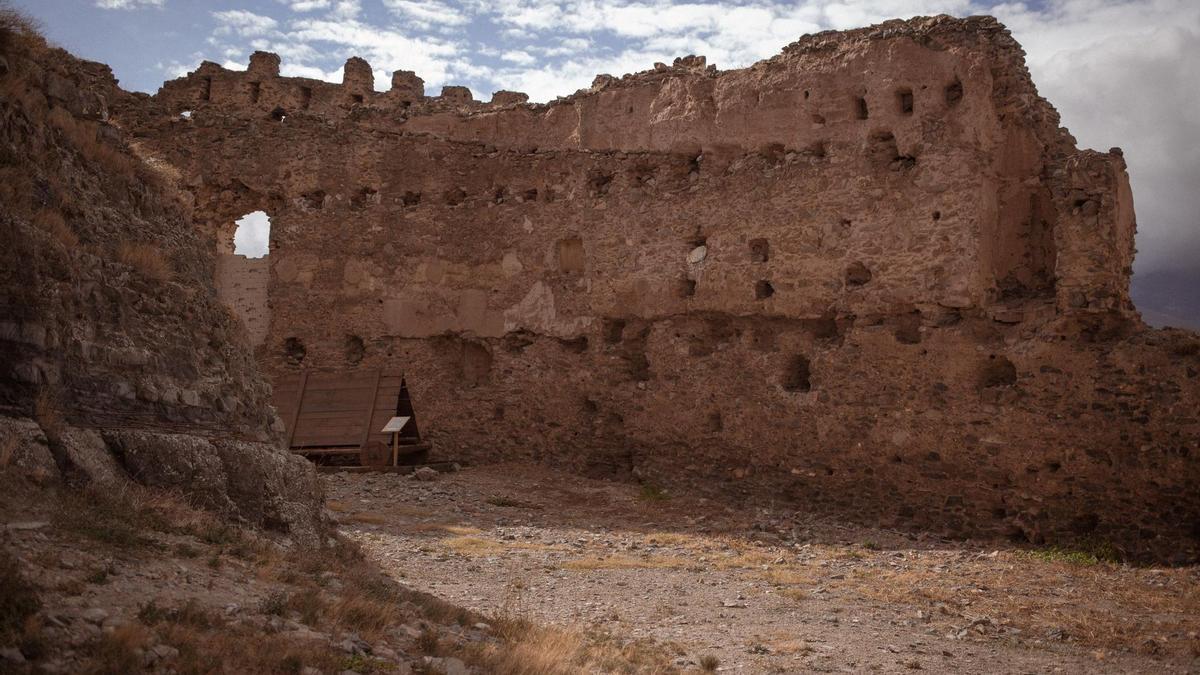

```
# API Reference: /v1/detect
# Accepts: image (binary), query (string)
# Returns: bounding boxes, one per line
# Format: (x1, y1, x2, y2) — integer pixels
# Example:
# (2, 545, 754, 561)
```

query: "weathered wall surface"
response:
(217, 253, 270, 347)
(119, 15, 1198, 561)
(0, 31, 324, 541)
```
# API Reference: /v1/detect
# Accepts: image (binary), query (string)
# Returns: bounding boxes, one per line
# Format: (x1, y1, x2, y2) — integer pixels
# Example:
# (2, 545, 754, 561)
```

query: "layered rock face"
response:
(0, 28, 324, 542)
(117, 16, 1197, 560)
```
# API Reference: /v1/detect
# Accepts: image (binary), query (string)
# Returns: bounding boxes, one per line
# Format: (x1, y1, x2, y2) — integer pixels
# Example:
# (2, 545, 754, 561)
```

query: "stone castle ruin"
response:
(4, 15, 1196, 561)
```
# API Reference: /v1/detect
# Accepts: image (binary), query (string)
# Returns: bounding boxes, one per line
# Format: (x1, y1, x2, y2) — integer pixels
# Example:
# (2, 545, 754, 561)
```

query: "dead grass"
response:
(562, 554, 691, 571)
(401, 522, 481, 535)
(344, 512, 390, 525)
(115, 240, 172, 281)
(326, 590, 400, 641)
(852, 552, 1200, 658)
(0, 0, 41, 52)
(33, 208, 78, 250)
(0, 166, 34, 216)
(442, 536, 561, 556)
(47, 107, 135, 178)
(32, 387, 63, 438)
(0, 433, 16, 468)
(84, 623, 151, 675)
(466, 616, 678, 675)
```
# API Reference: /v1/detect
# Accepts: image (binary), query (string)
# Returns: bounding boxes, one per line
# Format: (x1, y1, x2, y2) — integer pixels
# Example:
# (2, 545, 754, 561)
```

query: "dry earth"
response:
(330, 463, 1200, 674)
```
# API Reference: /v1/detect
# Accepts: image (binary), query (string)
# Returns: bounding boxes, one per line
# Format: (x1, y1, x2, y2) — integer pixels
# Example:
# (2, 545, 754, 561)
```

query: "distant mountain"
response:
(1132, 267, 1200, 330)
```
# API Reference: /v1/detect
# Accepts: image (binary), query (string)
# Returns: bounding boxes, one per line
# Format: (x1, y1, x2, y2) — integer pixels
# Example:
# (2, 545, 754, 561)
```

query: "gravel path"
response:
(327, 464, 1199, 674)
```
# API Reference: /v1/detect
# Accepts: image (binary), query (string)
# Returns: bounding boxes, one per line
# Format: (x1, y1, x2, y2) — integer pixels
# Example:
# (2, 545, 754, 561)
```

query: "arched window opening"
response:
(233, 211, 271, 258)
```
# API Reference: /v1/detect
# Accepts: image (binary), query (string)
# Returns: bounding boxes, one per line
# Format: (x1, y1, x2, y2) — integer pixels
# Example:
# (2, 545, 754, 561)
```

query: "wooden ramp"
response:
(271, 370, 430, 467)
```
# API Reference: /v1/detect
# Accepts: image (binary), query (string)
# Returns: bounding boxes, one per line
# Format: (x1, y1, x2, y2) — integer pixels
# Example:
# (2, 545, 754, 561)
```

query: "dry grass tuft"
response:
(0, 433, 16, 468)
(33, 208, 78, 250)
(326, 590, 400, 641)
(47, 107, 135, 178)
(86, 623, 151, 675)
(0, 1, 41, 52)
(32, 387, 63, 437)
(563, 554, 691, 571)
(468, 616, 677, 675)
(116, 241, 172, 281)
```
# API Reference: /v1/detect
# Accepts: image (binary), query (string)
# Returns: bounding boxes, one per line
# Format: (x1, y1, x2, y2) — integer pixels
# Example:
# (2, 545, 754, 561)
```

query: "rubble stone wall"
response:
(118, 15, 1199, 561)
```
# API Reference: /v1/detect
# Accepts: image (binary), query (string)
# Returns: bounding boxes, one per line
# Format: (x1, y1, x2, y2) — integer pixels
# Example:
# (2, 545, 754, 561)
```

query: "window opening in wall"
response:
(233, 211, 271, 258)
(782, 354, 812, 392)
(351, 93, 364, 104)
(200, 77, 211, 102)
(271, 107, 287, 122)
(249, 81, 261, 103)
(755, 280, 775, 299)
(299, 86, 312, 110)
(897, 88, 914, 115)
(854, 95, 869, 120)
(749, 238, 769, 262)
(946, 79, 963, 106)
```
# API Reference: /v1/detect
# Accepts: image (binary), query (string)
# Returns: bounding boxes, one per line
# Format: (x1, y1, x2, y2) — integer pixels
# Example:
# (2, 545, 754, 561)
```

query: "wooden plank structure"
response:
(271, 370, 430, 467)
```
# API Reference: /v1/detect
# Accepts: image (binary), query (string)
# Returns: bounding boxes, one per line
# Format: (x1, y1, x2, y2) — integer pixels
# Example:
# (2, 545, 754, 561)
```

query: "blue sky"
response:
(13, 0, 1200, 277)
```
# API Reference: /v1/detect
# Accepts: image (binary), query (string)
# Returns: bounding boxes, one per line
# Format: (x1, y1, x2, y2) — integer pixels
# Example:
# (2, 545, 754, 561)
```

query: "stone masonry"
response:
(114, 15, 1199, 561)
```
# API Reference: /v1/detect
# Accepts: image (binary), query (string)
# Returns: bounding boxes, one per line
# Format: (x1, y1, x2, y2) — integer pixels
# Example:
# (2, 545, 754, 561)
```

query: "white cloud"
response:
(989, 0, 1200, 272)
(383, 0, 470, 27)
(276, 0, 332, 11)
(94, 0, 163, 8)
(212, 10, 279, 37)
(233, 211, 271, 258)
(501, 49, 536, 65)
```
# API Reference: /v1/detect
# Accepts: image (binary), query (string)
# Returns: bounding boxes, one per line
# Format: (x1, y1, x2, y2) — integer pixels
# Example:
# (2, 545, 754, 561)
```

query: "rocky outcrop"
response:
(0, 25, 324, 542)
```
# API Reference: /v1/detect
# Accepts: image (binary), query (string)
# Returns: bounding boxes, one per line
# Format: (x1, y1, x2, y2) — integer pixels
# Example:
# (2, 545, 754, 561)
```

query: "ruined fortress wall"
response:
(121, 16, 1199, 560)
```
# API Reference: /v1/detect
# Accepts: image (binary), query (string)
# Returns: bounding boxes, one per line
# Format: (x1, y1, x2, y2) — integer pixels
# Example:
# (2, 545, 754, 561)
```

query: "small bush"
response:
(138, 599, 221, 629)
(84, 623, 150, 675)
(1023, 543, 1119, 566)
(0, 1, 41, 52)
(116, 241, 171, 281)
(258, 590, 288, 616)
(638, 484, 669, 501)
(700, 654, 720, 671)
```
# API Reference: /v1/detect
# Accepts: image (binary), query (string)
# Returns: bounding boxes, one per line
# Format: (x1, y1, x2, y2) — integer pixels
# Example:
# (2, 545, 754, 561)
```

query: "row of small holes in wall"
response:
(678, 236, 874, 299)
(851, 79, 962, 120)
(280, 335, 367, 365)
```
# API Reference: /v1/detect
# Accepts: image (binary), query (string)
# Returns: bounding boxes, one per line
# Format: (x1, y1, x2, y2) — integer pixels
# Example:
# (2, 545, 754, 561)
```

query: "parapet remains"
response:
(115, 15, 1198, 561)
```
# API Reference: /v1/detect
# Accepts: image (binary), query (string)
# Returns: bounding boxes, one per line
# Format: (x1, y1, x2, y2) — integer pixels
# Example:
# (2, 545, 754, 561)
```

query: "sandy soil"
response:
(329, 463, 1200, 674)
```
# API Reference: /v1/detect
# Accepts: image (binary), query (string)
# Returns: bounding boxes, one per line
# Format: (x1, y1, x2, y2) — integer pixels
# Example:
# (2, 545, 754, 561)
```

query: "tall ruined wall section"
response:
(120, 15, 1198, 561)
(0, 30, 323, 541)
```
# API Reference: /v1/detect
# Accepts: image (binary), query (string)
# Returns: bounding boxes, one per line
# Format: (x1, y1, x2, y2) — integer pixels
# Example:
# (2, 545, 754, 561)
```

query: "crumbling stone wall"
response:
(118, 15, 1198, 561)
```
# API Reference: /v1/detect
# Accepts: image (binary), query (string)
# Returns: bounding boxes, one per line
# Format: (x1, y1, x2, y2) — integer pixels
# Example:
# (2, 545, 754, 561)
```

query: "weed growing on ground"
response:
(638, 484, 669, 501)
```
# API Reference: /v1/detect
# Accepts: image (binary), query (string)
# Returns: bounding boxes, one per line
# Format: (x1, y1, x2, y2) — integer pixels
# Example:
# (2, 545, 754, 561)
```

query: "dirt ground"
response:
(328, 463, 1200, 674)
